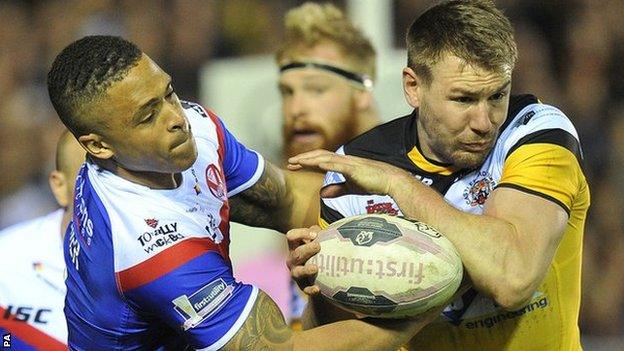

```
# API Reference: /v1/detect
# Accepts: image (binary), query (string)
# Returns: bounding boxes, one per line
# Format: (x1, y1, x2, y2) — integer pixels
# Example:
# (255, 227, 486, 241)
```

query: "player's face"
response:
(279, 44, 359, 158)
(404, 54, 512, 169)
(88, 54, 197, 173)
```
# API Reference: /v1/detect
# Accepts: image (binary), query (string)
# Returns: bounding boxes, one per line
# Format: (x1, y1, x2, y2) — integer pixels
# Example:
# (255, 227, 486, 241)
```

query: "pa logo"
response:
(355, 230, 374, 245)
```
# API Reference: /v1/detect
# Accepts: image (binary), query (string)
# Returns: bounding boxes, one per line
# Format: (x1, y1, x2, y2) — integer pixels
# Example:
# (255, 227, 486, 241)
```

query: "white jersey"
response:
(64, 101, 265, 350)
(0, 209, 68, 350)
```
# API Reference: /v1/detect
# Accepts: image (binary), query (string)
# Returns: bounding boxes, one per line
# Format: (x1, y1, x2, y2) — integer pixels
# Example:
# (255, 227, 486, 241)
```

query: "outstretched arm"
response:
(222, 289, 437, 351)
(229, 161, 323, 232)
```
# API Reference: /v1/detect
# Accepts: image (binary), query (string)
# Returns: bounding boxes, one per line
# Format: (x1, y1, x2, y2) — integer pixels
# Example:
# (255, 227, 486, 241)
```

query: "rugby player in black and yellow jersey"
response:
(286, 1, 589, 350)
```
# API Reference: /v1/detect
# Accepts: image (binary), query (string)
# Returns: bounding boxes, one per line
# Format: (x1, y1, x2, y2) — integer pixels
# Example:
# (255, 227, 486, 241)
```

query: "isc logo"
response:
(3, 333, 10, 348)
(2, 305, 51, 324)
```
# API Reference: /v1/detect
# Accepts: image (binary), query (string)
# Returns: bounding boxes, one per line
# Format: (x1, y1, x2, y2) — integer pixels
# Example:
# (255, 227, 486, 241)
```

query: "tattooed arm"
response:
(222, 290, 434, 351)
(229, 161, 323, 232)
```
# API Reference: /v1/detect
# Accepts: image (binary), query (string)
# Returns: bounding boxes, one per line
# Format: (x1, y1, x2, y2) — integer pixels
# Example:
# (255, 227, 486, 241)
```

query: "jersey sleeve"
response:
(498, 129, 585, 215)
(183, 100, 265, 197)
(120, 241, 257, 351)
(214, 117, 265, 197)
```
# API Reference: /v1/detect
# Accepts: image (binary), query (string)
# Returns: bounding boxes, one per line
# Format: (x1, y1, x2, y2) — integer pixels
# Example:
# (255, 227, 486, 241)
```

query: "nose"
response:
(469, 101, 493, 135)
(285, 91, 309, 121)
(165, 103, 188, 133)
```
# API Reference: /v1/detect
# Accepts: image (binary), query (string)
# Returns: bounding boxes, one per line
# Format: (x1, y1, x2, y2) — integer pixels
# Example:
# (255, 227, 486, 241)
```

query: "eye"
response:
(452, 96, 474, 103)
(278, 86, 293, 97)
(141, 111, 156, 124)
(165, 86, 175, 100)
(490, 92, 506, 101)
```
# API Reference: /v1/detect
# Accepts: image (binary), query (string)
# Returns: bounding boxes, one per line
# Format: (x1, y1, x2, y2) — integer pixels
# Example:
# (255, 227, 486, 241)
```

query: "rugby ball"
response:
(308, 214, 462, 318)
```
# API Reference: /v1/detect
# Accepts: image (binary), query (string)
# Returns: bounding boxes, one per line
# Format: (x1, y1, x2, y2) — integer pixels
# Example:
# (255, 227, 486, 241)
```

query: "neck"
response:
(92, 157, 180, 189)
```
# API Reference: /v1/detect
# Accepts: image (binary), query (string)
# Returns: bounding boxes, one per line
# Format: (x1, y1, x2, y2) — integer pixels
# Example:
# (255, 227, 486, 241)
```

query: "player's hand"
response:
(287, 149, 411, 198)
(286, 226, 321, 295)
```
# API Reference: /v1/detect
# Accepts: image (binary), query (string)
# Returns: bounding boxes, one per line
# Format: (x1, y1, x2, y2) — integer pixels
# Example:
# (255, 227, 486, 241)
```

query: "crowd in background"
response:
(1, 0, 622, 340)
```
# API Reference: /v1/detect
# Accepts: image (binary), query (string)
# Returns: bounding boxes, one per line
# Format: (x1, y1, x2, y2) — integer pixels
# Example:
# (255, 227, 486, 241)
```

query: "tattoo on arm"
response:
(222, 291, 293, 351)
(229, 161, 293, 231)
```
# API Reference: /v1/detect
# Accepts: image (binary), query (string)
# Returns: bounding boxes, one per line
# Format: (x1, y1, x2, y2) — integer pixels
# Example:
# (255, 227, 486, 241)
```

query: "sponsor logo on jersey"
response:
(172, 278, 234, 330)
(442, 289, 549, 329)
(144, 218, 159, 228)
(136, 222, 184, 253)
(205, 164, 226, 201)
(68, 224, 81, 270)
(521, 110, 535, 125)
(181, 100, 208, 118)
(74, 171, 94, 246)
(2, 305, 53, 324)
(463, 171, 496, 207)
(365, 200, 399, 216)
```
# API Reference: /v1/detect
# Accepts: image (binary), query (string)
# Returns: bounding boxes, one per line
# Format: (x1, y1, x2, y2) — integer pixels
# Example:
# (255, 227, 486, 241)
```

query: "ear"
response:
(402, 67, 423, 109)
(353, 89, 374, 112)
(78, 133, 115, 160)
(49, 170, 69, 208)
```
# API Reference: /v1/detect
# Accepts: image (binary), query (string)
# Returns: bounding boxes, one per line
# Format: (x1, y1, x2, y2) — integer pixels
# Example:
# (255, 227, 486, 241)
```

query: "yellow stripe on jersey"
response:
(407, 146, 454, 175)
(318, 216, 329, 229)
(498, 143, 584, 214)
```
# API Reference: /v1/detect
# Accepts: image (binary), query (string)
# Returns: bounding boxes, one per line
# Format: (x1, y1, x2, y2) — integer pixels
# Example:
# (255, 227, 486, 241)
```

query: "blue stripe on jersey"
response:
(123, 251, 254, 350)
(213, 118, 262, 195)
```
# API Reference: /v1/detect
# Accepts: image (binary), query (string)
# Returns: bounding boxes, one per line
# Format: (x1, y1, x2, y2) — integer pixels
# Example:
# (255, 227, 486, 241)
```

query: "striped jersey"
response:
(0, 209, 68, 350)
(64, 101, 264, 350)
(320, 95, 589, 351)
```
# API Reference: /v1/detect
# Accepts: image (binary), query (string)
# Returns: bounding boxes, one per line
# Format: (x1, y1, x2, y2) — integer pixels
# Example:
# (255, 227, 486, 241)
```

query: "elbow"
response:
(491, 276, 538, 311)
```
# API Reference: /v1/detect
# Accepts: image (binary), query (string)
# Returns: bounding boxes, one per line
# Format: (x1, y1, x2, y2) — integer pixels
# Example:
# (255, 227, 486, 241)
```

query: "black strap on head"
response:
(279, 61, 374, 90)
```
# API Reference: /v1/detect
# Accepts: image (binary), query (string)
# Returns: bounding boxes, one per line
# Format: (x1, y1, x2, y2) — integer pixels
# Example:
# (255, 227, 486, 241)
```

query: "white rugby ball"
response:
(308, 214, 462, 318)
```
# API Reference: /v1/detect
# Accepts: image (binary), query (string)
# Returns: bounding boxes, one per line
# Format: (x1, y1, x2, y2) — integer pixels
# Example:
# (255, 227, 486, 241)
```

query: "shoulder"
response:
(343, 114, 414, 159)
(498, 95, 581, 159)
(0, 210, 63, 257)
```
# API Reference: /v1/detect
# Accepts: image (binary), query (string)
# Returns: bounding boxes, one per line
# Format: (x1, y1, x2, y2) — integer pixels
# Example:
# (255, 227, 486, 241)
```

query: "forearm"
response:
(229, 162, 293, 232)
(301, 295, 356, 329)
(229, 163, 322, 232)
(389, 174, 534, 308)
(295, 316, 426, 351)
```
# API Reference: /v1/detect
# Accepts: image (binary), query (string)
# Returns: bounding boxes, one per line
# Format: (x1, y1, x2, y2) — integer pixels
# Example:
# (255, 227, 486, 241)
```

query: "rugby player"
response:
(233, 1, 382, 324)
(47, 35, 437, 350)
(0, 131, 84, 350)
(287, 1, 589, 350)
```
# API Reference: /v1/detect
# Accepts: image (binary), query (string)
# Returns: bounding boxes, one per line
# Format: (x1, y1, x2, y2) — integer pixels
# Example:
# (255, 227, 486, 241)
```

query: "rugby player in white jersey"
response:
(0, 131, 84, 350)
(46, 35, 439, 350)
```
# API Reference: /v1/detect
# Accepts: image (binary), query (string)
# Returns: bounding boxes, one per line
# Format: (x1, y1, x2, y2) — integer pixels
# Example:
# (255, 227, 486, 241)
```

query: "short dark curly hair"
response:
(47, 35, 142, 136)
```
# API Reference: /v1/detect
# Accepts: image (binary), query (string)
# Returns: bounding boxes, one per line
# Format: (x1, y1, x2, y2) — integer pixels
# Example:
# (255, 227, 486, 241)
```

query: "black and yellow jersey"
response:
(319, 94, 589, 351)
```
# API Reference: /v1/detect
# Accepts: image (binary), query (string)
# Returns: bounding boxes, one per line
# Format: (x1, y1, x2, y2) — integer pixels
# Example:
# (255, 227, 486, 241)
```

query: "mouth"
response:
(290, 129, 322, 145)
(171, 131, 191, 150)
(461, 140, 492, 152)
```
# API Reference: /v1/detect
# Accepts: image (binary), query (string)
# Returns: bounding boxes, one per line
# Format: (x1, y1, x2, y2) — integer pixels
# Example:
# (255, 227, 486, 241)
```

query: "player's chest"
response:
(350, 158, 504, 216)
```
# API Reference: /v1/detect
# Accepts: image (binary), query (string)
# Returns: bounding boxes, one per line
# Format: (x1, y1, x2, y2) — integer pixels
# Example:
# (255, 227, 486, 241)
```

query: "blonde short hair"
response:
(407, 0, 518, 85)
(276, 2, 376, 80)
